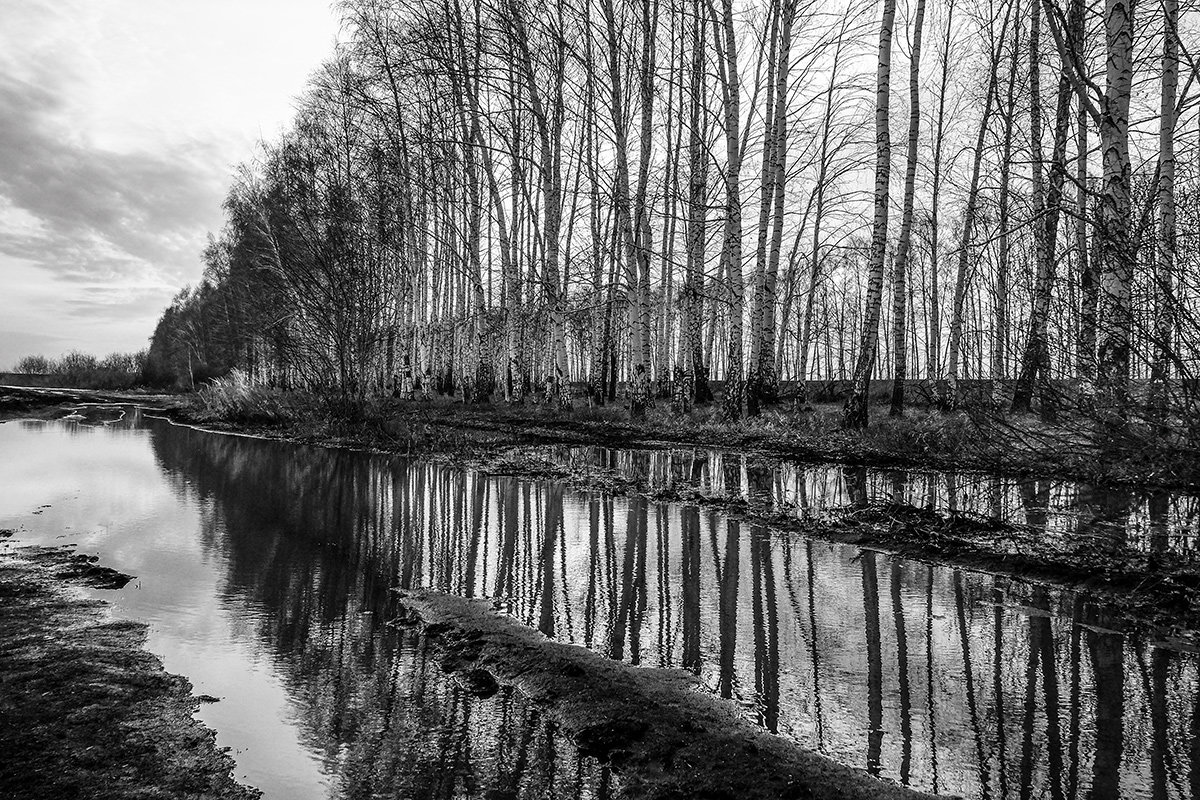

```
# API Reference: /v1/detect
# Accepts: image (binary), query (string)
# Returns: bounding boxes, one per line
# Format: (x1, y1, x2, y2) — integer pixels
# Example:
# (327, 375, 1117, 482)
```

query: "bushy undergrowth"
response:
(181, 382, 1200, 488)
(196, 370, 291, 423)
(863, 409, 978, 456)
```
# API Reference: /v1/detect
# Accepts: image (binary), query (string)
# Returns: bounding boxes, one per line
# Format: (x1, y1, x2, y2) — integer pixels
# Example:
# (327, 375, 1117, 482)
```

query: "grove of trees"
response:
(146, 0, 1200, 437)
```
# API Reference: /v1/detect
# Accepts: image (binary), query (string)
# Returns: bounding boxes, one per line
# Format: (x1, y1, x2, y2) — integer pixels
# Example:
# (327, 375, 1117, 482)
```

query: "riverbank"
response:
(177, 391, 1199, 491)
(0, 543, 259, 800)
(7, 383, 1193, 491)
(0, 384, 178, 423)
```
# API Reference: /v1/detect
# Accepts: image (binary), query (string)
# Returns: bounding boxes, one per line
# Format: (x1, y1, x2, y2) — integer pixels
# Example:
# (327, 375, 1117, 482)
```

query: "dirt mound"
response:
(395, 589, 947, 800)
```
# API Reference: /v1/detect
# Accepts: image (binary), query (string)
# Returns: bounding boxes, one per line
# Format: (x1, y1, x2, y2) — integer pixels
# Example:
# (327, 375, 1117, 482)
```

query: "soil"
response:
(0, 385, 178, 423)
(0, 544, 260, 800)
(394, 589, 946, 800)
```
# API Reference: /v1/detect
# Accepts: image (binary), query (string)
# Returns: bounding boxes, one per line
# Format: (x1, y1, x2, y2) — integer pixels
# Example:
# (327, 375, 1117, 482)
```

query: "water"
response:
(1, 407, 1198, 800)
(546, 445, 1200, 558)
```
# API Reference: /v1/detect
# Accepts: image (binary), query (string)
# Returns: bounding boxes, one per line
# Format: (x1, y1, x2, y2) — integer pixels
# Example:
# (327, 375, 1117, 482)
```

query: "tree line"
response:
(10, 350, 147, 390)
(146, 0, 1200, 434)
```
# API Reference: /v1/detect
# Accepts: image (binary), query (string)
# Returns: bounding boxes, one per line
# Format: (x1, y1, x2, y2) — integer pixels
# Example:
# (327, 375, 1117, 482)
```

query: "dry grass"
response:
(195, 370, 292, 423)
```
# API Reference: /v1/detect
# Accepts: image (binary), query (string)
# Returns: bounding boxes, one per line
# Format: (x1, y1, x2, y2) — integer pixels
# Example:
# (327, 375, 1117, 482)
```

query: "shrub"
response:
(57, 351, 98, 381)
(14, 354, 51, 374)
(866, 409, 976, 456)
(99, 351, 146, 374)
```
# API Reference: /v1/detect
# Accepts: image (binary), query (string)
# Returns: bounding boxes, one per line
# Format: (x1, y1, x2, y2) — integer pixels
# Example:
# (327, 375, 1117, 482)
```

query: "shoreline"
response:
(177, 394, 1199, 493)
(6, 383, 1195, 492)
(0, 543, 260, 800)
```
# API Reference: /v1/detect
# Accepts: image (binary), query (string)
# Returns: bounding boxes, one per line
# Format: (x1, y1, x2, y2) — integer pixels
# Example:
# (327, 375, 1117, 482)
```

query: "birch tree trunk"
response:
(755, 0, 797, 415)
(842, 0, 897, 429)
(1094, 0, 1135, 435)
(633, 0, 661, 379)
(1151, 0, 1178, 425)
(503, 62, 526, 402)
(748, 0, 783, 415)
(447, 0, 489, 402)
(712, 0, 746, 420)
(1076, 91, 1095, 398)
(600, 0, 650, 414)
(583, 30, 607, 405)
(888, 0, 926, 416)
(991, 15, 1020, 410)
(1013, 0, 1079, 420)
(926, 0, 955, 394)
(681, 0, 712, 407)
(1044, 0, 1133, 430)
(504, 0, 570, 409)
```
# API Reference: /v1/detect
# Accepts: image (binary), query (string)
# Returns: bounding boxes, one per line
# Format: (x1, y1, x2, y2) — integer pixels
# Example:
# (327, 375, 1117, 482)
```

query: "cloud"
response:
(0, 0, 339, 362)
(0, 64, 227, 295)
(61, 286, 177, 320)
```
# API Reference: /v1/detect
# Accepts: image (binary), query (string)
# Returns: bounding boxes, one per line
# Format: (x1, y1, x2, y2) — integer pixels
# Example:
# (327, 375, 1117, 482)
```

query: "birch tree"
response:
(888, 0, 927, 416)
(1150, 0, 1179, 423)
(843, 0, 897, 429)
(712, 0, 746, 420)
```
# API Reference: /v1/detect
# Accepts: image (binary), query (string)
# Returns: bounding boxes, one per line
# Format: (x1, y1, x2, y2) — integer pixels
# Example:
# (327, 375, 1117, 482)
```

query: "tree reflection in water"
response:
(147, 421, 1200, 800)
(334, 627, 613, 800)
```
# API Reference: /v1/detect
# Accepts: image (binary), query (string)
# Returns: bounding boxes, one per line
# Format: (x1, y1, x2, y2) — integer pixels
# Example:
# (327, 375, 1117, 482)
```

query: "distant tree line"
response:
(11, 350, 148, 390)
(146, 0, 1200, 441)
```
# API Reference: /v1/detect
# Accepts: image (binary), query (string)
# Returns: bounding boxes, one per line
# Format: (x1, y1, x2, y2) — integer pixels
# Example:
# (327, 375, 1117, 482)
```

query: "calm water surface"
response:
(2, 407, 1198, 800)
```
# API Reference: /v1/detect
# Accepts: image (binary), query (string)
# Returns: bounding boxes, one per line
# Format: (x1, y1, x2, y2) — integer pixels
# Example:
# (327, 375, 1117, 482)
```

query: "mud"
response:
(0, 545, 260, 800)
(0, 385, 175, 423)
(394, 589, 945, 800)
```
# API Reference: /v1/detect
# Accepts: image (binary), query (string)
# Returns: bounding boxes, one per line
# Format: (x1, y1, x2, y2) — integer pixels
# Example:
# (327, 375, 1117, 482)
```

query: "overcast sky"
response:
(0, 0, 341, 369)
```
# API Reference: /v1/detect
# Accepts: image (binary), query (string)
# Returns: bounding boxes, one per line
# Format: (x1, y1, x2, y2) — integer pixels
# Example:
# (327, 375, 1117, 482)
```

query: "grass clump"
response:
(196, 370, 291, 423)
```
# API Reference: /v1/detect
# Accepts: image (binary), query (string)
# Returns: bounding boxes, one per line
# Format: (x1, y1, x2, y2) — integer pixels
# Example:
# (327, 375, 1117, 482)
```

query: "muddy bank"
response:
(394, 589, 942, 800)
(171, 394, 1200, 492)
(0, 544, 260, 800)
(0, 385, 174, 423)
